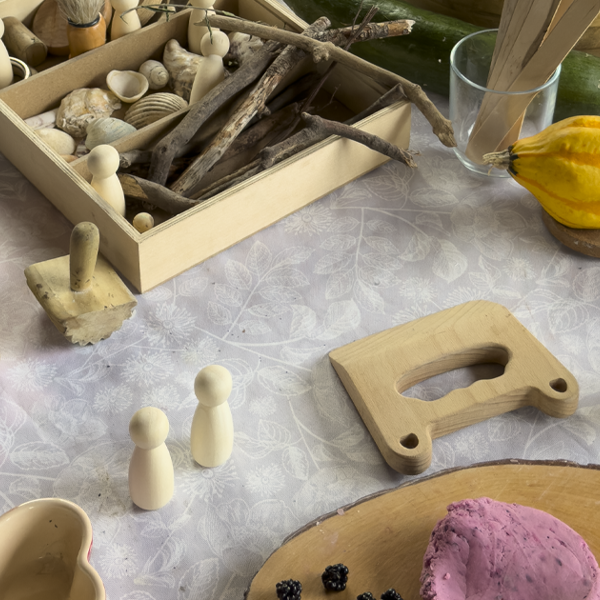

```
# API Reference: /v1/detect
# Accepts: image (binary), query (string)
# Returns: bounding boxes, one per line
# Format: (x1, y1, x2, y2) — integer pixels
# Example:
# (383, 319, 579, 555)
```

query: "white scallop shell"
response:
(106, 70, 149, 103)
(139, 60, 170, 90)
(85, 117, 137, 150)
(35, 128, 77, 155)
(124, 93, 188, 129)
(163, 38, 204, 102)
(56, 88, 121, 138)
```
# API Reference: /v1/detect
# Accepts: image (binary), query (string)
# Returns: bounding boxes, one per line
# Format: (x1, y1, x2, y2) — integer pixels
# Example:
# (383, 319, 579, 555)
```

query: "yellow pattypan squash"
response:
(484, 115, 600, 229)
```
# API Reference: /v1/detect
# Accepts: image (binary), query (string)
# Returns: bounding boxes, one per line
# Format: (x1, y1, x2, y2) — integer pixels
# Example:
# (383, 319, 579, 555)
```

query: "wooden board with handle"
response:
(329, 300, 578, 475)
(245, 460, 600, 600)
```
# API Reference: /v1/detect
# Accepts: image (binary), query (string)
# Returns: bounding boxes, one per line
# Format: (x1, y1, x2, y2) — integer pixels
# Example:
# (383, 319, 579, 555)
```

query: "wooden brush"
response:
(56, 0, 105, 25)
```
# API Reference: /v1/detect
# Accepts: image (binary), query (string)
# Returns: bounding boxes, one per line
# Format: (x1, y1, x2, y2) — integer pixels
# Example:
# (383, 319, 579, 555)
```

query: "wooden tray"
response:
(245, 460, 600, 600)
(0, 0, 411, 293)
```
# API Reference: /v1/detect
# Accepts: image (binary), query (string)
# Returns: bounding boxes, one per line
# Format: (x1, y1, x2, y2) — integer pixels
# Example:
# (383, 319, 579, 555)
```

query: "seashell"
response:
(85, 117, 137, 150)
(228, 31, 264, 64)
(124, 93, 188, 129)
(35, 127, 77, 155)
(56, 88, 121, 138)
(163, 39, 204, 102)
(24, 108, 58, 130)
(106, 69, 149, 103)
(139, 60, 170, 90)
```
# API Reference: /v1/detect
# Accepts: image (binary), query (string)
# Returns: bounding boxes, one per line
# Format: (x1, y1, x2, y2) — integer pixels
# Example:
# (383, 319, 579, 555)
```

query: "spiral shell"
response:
(139, 60, 170, 90)
(85, 117, 137, 150)
(124, 93, 188, 129)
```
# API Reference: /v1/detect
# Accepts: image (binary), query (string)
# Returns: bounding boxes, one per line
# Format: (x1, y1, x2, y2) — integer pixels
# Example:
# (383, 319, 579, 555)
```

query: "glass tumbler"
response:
(449, 29, 561, 177)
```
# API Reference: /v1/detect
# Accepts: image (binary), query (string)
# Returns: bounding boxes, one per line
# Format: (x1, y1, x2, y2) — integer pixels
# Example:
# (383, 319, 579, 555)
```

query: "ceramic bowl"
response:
(0, 497, 105, 600)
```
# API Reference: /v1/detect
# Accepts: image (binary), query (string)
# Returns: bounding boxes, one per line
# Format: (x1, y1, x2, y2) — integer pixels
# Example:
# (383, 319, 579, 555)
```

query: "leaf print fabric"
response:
(1, 95, 600, 600)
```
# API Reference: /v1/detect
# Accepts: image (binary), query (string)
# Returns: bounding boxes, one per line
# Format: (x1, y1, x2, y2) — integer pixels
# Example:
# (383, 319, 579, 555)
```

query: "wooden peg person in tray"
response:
(189, 28, 230, 104)
(110, 0, 141, 40)
(0, 19, 14, 89)
(187, 0, 215, 54)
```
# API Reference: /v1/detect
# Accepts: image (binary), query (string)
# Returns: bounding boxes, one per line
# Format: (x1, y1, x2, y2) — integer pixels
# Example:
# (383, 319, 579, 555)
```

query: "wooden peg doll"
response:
(87, 144, 126, 217)
(0, 20, 14, 90)
(187, 0, 215, 55)
(189, 29, 229, 104)
(191, 365, 234, 467)
(129, 407, 174, 510)
(110, 0, 142, 40)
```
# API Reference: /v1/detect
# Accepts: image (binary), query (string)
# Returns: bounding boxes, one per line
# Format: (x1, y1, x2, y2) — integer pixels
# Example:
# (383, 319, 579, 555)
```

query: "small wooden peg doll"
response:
(129, 407, 174, 510)
(88, 144, 126, 217)
(189, 29, 229, 104)
(191, 365, 234, 467)
(110, 0, 141, 40)
(0, 20, 14, 90)
(187, 0, 215, 55)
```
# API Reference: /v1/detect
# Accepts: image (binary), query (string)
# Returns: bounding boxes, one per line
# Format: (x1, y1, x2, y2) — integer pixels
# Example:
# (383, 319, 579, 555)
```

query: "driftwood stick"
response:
(149, 16, 421, 187)
(148, 39, 283, 186)
(301, 112, 416, 167)
(170, 17, 332, 197)
(120, 174, 199, 214)
(193, 84, 407, 201)
(199, 13, 455, 148)
(270, 5, 380, 147)
(198, 102, 301, 189)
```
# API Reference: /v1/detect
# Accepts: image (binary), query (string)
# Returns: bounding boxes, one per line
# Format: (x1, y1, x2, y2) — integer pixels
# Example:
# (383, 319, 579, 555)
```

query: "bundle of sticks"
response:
(119, 6, 456, 216)
(466, 0, 600, 164)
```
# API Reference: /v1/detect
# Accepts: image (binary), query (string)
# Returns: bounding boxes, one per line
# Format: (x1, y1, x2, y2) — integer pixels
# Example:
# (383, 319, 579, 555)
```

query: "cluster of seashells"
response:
(24, 53, 192, 160)
(24, 29, 263, 162)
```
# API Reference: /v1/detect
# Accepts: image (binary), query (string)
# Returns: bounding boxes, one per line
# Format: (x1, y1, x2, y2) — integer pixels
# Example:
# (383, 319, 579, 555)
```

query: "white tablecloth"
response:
(1, 94, 599, 599)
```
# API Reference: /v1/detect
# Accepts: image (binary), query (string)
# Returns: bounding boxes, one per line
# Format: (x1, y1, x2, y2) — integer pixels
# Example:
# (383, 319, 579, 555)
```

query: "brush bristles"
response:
(57, 0, 106, 25)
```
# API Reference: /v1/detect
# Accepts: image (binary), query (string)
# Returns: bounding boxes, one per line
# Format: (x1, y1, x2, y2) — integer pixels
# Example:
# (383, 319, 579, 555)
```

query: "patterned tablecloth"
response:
(1, 93, 599, 600)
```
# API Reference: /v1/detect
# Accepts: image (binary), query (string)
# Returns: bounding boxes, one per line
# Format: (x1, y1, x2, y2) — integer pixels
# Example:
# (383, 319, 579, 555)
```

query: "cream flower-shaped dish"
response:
(0, 497, 105, 599)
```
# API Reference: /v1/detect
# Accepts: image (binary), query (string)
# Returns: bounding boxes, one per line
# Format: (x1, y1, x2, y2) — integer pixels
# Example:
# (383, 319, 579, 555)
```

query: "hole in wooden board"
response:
(549, 378, 568, 393)
(397, 346, 509, 402)
(400, 433, 419, 449)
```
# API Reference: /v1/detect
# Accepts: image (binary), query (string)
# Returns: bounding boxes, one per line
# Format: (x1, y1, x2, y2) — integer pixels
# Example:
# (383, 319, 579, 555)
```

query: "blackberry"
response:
(321, 563, 349, 591)
(357, 593, 375, 600)
(276, 579, 302, 600)
(380, 589, 404, 600)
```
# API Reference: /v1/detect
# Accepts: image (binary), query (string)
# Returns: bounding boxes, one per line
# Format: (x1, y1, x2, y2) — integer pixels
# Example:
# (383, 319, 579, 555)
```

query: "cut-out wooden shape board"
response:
(245, 460, 600, 600)
(329, 301, 578, 474)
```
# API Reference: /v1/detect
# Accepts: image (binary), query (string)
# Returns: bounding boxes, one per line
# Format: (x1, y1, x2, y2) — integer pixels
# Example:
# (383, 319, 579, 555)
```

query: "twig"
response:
(119, 174, 199, 213)
(170, 17, 332, 197)
(148, 38, 283, 186)
(195, 13, 455, 148)
(148, 13, 420, 187)
(270, 4, 380, 147)
(301, 112, 416, 167)
(192, 84, 407, 201)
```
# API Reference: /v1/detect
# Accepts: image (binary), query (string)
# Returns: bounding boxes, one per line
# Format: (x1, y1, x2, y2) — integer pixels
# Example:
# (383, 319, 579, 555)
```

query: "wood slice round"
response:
(542, 210, 600, 258)
(245, 460, 600, 600)
(32, 0, 113, 57)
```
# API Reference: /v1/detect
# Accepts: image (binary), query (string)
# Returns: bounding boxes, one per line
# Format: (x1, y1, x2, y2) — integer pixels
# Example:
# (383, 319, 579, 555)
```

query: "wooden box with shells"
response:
(0, 0, 411, 293)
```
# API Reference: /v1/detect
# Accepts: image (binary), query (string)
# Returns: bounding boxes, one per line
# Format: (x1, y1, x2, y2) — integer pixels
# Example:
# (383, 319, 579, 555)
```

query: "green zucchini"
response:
(283, 0, 600, 122)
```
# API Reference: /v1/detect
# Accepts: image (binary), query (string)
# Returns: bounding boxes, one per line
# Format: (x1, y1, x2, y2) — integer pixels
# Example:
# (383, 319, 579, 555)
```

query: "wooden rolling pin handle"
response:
(2, 16, 48, 67)
(70, 222, 99, 291)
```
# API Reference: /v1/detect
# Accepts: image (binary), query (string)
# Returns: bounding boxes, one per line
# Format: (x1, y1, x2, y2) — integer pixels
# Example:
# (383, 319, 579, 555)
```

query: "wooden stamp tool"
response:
(329, 300, 578, 475)
(24, 221, 136, 345)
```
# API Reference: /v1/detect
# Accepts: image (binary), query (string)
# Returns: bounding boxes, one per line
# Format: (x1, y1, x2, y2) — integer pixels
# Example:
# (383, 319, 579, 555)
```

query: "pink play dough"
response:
(420, 497, 599, 600)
